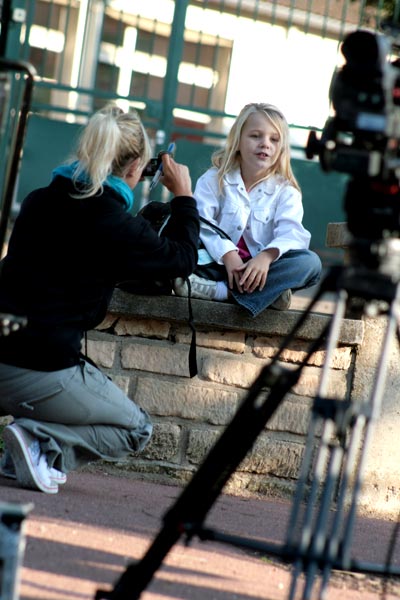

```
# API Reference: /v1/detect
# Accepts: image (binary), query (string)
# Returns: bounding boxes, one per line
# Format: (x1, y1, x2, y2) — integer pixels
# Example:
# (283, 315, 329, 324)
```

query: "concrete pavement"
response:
(1, 468, 400, 600)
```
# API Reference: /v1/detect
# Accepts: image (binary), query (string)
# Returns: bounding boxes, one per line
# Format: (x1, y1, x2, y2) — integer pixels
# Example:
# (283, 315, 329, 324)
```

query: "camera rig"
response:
(306, 27, 400, 273)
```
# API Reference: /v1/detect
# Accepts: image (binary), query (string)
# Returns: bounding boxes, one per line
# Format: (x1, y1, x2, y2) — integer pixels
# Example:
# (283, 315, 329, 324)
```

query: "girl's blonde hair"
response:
(212, 102, 300, 192)
(73, 103, 152, 198)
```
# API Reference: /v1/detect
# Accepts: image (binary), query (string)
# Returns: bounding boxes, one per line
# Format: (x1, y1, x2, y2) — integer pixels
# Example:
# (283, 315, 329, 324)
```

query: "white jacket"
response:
(194, 167, 311, 265)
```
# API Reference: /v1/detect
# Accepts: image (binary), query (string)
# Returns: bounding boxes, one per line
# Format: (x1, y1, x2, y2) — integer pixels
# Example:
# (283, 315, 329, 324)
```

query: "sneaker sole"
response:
(0, 465, 66, 484)
(50, 470, 67, 485)
(3, 426, 58, 494)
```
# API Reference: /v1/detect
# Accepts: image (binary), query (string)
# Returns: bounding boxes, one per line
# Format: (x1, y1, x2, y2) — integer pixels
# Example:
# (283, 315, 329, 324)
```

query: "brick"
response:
(111, 375, 130, 395)
(136, 377, 240, 425)
(293, 364, 348, 399)
(121, 340, 192, 377)
(325, 222, 351, 248)
(185, 428, 303, 479)
(241, 434, 303, 478)
(253, 336, 352, 369)
(86, 339, 116, 368)
(201, 354, 263, 388)
(142, 422, 181, 462)
(115, 317, 170, 339)
(186, 428, 220, 465)
(267, 395, 313, 435)
(95, 315, 117, 330)
(176, 328, 246, 353)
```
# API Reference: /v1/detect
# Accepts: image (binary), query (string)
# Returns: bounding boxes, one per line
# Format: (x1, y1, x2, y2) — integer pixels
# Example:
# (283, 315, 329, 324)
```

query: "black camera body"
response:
(142, 145, 176, 178)
(306, 27, 400, 243)
(142, 154, 163, 177)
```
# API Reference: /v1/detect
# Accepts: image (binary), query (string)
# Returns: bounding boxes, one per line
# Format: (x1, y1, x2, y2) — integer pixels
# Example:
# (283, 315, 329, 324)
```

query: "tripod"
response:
(96, 244, 400, 600)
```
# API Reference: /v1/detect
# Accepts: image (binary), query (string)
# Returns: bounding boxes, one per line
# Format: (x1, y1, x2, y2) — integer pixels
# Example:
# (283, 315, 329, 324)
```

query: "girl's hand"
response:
(223, 250, 245, 292)
(234, 249, 278, 293)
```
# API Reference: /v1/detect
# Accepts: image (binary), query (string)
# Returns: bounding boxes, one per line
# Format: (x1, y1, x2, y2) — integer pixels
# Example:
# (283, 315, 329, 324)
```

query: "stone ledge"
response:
(326, 222, 351, 249)
(109, 289, 364, 346)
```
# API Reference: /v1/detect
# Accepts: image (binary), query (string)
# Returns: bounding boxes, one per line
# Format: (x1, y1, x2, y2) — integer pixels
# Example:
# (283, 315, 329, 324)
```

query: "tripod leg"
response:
(319, 408, 367, 597)
(319, 303, 398, 594)
(287, 289, 348, 533)
(287, 289, 348, 600)
(288, 292, 400, 600)
(340, 300, 400, 565)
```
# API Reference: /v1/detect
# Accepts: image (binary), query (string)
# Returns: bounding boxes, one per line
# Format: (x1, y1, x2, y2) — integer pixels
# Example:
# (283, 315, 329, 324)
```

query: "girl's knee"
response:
(304, 252, 323, 287)
(306, 250, 322, 274)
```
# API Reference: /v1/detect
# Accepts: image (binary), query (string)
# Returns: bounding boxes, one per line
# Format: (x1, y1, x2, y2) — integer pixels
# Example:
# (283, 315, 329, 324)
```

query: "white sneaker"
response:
(0, 448, 67, 484)
(174, 274, 218, 300)
(271, 289, 292, 310)
(49, 467, 67, 485)
(3, 424, 59, 494)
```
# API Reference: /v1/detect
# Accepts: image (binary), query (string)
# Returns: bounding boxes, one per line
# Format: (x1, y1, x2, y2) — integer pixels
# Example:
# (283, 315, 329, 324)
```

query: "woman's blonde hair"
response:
(212, 102, 300, 192)
(73, 103, 152, 198)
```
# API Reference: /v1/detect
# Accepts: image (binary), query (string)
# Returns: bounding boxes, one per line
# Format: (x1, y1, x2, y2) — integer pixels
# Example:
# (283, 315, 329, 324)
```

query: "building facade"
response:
(0, 0, 394, 257)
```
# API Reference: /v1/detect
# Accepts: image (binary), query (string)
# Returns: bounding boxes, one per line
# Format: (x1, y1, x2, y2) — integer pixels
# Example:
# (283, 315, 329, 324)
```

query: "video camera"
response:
(306, 27, 400, 243)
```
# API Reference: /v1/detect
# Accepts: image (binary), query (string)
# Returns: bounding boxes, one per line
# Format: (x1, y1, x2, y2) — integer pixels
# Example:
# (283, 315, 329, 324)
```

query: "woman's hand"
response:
(234, 249, 278, 293)
(160, 154, 193, 197)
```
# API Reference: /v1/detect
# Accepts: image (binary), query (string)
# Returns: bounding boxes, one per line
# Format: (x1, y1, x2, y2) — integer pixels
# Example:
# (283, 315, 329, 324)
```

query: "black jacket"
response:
(0, 175, 199, 370)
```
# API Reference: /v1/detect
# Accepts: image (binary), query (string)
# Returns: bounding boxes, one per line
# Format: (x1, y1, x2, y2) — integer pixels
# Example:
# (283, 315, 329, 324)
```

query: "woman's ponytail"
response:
(73, 104, 151, 198)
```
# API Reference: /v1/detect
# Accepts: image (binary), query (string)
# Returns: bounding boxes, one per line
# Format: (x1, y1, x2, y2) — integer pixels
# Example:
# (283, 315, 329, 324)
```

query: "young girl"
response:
(174, 102, 322, 316)
(0, 103, 199, 493)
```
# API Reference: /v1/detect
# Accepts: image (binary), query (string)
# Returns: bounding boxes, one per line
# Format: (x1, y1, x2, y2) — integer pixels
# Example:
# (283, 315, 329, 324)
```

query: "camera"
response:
(142, 144, 176, 178)
(306, 27, 400, 244)
(142, 154, 163, 177)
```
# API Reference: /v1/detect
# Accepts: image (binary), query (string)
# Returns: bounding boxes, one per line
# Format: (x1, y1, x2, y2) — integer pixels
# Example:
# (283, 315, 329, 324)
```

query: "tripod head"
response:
(306, 26, 400, 278)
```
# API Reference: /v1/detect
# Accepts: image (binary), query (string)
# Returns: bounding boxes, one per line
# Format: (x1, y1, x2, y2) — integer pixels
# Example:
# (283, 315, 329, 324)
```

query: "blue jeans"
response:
(231, 249, 322, 317)
(0, 359, 153, 473)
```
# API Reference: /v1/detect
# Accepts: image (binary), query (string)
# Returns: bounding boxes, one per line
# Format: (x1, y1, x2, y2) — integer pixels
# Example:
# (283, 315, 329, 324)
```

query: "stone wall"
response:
(86, 287, 400, 518)
(85, 289, 400, 514)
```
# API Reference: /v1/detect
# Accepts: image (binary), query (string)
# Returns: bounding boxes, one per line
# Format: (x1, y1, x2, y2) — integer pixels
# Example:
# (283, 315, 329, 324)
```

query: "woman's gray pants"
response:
(0, 360, 153, 473)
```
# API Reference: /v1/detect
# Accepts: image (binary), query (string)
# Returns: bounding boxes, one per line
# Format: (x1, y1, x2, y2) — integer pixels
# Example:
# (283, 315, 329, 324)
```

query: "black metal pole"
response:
(0, 59, 36, 257)
(0, 0, 12, 58)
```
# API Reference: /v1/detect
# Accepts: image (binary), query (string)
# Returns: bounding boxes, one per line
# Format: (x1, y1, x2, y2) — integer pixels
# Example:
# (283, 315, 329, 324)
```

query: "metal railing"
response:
(0, 58, 36, 256)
